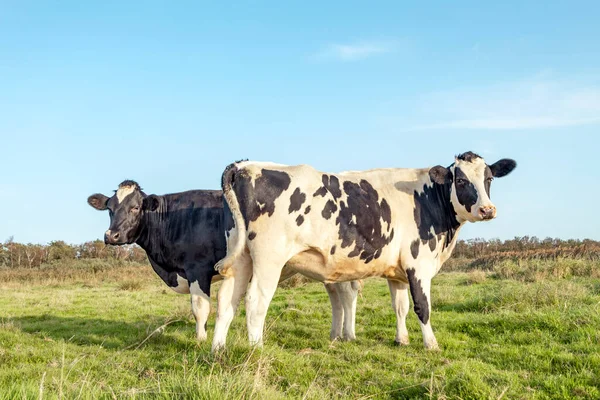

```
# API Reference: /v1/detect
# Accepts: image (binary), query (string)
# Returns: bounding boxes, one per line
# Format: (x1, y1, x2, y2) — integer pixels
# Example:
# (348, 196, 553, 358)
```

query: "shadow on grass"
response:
(9, 315, 192, 350)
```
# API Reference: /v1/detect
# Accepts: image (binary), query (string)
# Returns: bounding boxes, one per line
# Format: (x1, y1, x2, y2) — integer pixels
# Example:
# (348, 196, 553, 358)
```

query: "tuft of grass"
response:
(466, 270, 487, 285)
(118, 280, 144, 291)
(278, 274, 312, 289)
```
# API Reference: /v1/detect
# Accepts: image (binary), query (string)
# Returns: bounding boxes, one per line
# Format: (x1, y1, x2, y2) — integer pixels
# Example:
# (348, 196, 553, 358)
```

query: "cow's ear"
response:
(143, 195, 160, 212)
(87, 194, 109, 210)
(429, 166, 452, 185)
(490, 159, 517, 178)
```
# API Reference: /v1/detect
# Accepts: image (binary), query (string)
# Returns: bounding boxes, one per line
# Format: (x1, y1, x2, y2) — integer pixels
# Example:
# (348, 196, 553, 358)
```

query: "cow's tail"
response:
(214, 160, 247, 276)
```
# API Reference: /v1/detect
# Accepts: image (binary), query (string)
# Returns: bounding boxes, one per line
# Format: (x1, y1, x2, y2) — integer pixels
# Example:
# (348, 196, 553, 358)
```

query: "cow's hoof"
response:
(196, 333, 208, 342)
(394, 338, 410, 346)
(424, 342, 440, 351)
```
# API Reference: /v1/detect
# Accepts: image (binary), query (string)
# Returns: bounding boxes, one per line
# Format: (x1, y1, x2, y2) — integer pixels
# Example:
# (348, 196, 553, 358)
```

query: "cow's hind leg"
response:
(212, 253, 252, 352)
(339, 281, 359, 341)
(245, 259, 285, 347)
(388, 279, 410, 346)
(406, 268, 438, 350)
(189, 273, 212, 342)
(324, 283, 344, 341)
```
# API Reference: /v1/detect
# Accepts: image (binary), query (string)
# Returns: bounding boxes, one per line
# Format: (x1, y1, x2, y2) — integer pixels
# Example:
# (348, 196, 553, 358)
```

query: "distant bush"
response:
(0, 238, 148, 269)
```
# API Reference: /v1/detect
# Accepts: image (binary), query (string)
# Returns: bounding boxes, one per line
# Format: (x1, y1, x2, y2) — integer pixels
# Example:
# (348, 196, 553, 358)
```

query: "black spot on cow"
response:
(413, 174, 460, 252)
(235, 169, 291, 229)
(484, 166, 493, 197)
(454, 167, 477, 213)
(380, 198, 392, 231)
(406, 269, 429, 324)
(410, 239, 420, 259)
(313, 175, 342, 200)
(428, 237, 436, 252)
(289, 188, 306, 214)
(322, 200, 338, 220)
(304, 206, 311, 214)
(335, 180, 394, 264)
(330, 245, 336, 255)
(296, 215, 304, 226)
(248, 231, 257, 240)
(322, 174, 342, 200)
(313, 186, 327, 197)
(224, 200, 235, 238)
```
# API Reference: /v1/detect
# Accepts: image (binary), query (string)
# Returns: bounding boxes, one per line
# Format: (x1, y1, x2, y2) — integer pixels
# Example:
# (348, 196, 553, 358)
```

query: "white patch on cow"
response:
(171, 275, 190, 294)
(236, 161, 287, 169)
(190, 281, 210, 301)
(116, 185, 136, 203)
(190, 281, 211, 341)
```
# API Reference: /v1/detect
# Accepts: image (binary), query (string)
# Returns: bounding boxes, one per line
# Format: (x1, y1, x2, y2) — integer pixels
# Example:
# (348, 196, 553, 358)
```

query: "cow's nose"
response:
(104, 230, 120, 244)
(478, 205, 496, 220)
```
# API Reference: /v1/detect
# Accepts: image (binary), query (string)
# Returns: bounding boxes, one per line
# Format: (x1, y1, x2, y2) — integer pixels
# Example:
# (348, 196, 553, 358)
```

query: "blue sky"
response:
(1, 1, 599, 244)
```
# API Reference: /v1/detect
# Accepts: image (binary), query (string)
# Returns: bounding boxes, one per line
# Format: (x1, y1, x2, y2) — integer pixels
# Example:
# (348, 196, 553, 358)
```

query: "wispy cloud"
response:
(316, 40, 395, 62)
(398, 73, 600, 131)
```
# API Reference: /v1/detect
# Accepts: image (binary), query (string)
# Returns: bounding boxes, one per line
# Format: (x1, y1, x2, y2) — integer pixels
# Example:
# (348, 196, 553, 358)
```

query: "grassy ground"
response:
(0, 263, 599, 399)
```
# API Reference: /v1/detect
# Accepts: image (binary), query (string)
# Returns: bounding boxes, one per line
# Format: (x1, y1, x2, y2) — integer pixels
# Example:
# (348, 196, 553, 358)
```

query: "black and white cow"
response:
(87, 180, 361, 342)
(212, 152, 516, 351)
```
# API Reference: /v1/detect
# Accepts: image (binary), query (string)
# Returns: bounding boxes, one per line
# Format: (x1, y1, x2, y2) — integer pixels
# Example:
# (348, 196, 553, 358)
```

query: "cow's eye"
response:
(486, 177, 494, 182)
(131, 207, 140, 213)
(455, 179, 466, 185)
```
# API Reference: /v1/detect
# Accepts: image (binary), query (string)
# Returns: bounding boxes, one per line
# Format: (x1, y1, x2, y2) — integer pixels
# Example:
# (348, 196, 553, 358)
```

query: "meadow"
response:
(0, 257, 599, 399)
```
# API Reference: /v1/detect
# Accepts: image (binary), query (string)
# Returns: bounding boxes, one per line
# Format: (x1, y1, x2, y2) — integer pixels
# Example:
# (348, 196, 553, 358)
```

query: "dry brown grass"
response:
(466, 270, 487, 285)
(0, 259, 154, 288)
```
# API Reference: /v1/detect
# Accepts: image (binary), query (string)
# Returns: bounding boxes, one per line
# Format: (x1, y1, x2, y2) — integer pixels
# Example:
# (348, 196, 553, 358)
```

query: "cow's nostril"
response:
(112, 232, 120, 240)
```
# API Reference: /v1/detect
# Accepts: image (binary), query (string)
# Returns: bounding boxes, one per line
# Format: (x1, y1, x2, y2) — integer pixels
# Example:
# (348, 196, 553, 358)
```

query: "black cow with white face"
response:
(88, 181, 224, 341)
(212, 152, 516, 351)
(88, 180, 361, 342)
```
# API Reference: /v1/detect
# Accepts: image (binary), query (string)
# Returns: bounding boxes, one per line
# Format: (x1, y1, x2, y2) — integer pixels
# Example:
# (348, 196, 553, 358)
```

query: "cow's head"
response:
(429, 151, 516, 223)
(87, 180, 159, 245)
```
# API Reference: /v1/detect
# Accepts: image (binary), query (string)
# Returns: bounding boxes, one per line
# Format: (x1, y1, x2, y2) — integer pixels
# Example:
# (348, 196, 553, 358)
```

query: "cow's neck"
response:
(416, 179, 463, 249)
(135, 196, 169, 265)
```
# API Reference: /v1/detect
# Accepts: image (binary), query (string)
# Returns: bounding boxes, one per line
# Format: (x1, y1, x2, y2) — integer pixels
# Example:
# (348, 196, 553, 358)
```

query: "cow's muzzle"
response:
(478, 205, 497, 220)
(104, 230, 123, 245)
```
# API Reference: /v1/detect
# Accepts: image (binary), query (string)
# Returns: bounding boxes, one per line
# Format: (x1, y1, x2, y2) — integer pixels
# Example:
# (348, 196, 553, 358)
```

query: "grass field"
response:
(1, 262, 599, 399)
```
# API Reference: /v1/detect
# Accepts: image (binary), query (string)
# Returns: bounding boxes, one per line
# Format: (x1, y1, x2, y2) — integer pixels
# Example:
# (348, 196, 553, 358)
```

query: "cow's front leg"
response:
(324, 283, 344, 340)
(245, 262, 284, 347)
(212, 254, 252, 352)
(189, 274, 212, 341)
(406, 268, 438, 350)
(388, 279, 410, 345)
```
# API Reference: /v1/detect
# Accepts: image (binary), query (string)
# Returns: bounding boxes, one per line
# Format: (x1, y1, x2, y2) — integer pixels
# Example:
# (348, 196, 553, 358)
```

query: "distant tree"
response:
(48, 240, 77, 261)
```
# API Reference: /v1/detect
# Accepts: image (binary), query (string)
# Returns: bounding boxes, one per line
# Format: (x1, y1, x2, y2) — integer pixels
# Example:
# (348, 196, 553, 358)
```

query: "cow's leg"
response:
(211, 254, 252, 352)
(388, 279, 410, 345)
(189, 274, 212, 342)
(324, 283, 344, 341)
(406, 268, 438, 350)
(245, 261, 285, 347)
(338, 282, 359, 341)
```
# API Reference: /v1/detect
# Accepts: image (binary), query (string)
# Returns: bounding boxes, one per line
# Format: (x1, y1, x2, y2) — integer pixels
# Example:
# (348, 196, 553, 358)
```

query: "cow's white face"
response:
(429, 152, 516, 223)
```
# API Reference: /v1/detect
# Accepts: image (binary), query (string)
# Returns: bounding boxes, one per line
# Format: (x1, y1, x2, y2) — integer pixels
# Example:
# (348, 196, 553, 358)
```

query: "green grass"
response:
(1, 266, 599, 399)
